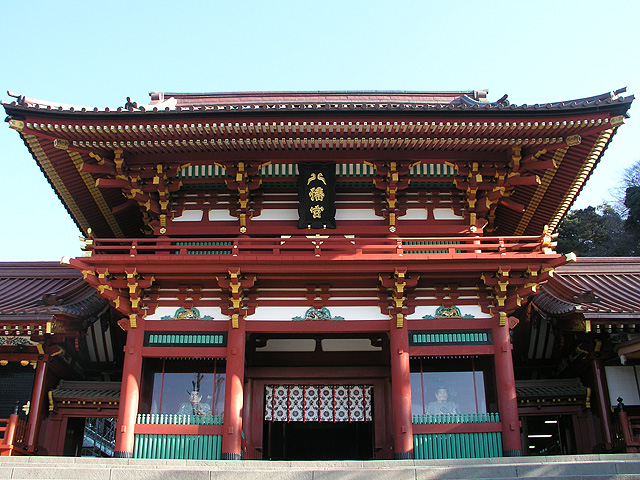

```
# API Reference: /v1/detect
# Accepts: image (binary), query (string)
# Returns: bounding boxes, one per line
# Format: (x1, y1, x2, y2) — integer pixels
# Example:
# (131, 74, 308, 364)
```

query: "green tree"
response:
(557, 159, 640, 256)
(625, 185, 640, 235)
(556, 204, 634, 256)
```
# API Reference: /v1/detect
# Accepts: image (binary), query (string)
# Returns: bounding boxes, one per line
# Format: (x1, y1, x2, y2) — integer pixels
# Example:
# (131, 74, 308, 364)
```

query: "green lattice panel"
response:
(174, 241, 232, 255)
(145, 332, 226, 347)
(409, 330, 492, 346)
(133, 434, 222, 459)
(413, 432, 502, 459)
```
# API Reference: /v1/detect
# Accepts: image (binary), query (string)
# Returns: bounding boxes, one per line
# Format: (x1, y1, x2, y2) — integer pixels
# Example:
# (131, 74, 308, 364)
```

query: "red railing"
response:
(615, 410, 640, 453)
(0, 414, 28, 456)
(82, 234, 555, 258)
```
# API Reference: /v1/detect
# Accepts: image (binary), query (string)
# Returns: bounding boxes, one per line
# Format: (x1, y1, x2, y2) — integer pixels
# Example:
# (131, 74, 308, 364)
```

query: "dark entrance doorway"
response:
(522, 415, 576, 455)
(263, 420, 374, 460)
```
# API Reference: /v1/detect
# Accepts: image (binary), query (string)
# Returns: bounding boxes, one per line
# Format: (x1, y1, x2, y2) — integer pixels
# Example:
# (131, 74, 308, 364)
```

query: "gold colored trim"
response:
(54, 139, 69, 150)
(547, 130, 613, 232)
(9, 119, 24, 131)
(23, 134, 91, 233)
(610, 116, 624, 128)
(514, 147, 568, 235)
(67, 151, 124, 237)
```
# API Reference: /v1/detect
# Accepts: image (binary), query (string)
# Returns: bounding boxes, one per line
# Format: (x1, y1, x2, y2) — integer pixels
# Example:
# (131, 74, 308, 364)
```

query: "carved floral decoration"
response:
(423, 305, 474, 319)
(292, 307, 344, 321)
(161, 307, 213, 320)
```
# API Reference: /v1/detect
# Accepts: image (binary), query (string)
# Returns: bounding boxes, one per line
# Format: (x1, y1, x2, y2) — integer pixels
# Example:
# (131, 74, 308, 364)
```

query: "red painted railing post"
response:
(619, 410, 634, 448)
(2, 414, 18, 447)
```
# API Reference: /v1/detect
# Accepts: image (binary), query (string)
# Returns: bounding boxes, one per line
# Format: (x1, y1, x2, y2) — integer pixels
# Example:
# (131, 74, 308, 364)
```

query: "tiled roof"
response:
(533, 258, 640, 318)
(50, 380, 120, 402)
(0, 262, 107, 319)
(3, 88, 632, 115)
(516, 378, 588, 399)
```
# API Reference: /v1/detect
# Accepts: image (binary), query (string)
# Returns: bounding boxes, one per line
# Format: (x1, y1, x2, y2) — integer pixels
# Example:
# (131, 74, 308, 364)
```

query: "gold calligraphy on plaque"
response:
(309, 186, 325, 202)
(310, 205, 324, 218)
(307, 173, 327, 185)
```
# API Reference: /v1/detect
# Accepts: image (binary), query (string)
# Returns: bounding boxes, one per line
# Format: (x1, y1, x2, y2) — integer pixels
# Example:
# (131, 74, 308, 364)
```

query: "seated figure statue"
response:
(178, 373, 211, 416)
(426, 386, 459, 415)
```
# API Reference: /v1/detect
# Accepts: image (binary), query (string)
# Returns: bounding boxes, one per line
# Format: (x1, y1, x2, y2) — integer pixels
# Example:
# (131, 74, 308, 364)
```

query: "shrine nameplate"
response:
(298, 162, 336, 229)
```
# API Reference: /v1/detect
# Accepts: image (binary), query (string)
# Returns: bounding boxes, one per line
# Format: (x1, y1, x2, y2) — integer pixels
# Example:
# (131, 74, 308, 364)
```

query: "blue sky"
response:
(1, 0, 638, 261)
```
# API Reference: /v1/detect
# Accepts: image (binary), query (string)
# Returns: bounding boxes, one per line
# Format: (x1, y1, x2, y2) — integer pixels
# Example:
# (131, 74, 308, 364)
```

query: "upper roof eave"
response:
(3, 89, 633, 120)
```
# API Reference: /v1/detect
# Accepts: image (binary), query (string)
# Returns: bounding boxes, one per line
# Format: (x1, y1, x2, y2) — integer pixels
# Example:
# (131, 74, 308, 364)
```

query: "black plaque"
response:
(298, 162, 336, 229)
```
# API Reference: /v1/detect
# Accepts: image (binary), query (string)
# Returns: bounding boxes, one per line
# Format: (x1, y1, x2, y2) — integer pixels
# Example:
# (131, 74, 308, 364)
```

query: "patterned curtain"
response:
(264, 385, 372, 422)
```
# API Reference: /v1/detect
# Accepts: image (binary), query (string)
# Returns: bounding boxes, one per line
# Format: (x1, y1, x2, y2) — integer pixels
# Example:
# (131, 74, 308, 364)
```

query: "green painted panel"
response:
(410, 330, 491, 346)
(413, 432, 502, 459)
(133, 434, 223, 459)
(146, 332, 226, 347)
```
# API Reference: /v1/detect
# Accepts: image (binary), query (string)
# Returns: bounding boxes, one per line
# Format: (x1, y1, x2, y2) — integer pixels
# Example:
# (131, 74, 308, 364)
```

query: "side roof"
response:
(533, 257, 640, 319)
(0, 262, 107, 320)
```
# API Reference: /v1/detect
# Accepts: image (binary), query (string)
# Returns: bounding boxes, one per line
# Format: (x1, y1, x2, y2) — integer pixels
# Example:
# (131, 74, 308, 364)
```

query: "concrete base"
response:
(394, 452, 413, 460)
(1, 454, 640, 480)
(503, 449, 523, 457)
(113, 452, 133, 458)
(221, 453, 241, 460)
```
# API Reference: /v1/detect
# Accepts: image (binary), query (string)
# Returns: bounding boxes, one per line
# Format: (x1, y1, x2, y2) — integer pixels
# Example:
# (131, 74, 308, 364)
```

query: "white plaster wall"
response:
(432, 207, 464, 220)
(399, 208, 429, 220)
(208, 209, 238, 221)
(334, 208, 379, 221)
(172, 210, 204, 222)
(251, 208, 298, 221)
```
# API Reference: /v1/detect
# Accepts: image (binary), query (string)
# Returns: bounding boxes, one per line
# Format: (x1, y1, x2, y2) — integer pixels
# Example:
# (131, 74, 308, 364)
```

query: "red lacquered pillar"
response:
(493, 318, 522, 456)
(114, 318, 144, 458)
(389, 316, 414, 459)
(592, 356, 613, 449)
(221, 317, 246, 460)
(25, 358, 48, 452)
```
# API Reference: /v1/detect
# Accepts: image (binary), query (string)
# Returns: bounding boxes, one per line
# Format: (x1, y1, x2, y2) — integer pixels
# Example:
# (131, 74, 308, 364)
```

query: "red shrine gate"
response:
(2, 89, 633, 460)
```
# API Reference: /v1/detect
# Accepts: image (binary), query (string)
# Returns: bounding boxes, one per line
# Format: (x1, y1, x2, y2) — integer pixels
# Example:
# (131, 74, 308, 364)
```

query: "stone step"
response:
(1, 454, 639, 480)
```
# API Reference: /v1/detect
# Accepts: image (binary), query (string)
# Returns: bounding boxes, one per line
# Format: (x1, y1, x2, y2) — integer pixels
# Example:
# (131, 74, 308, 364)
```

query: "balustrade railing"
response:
(413, 412, 500, 425)
(0, 414, 27, 455)
(136, 413, 223, 425)
(81, 234, 554, 258)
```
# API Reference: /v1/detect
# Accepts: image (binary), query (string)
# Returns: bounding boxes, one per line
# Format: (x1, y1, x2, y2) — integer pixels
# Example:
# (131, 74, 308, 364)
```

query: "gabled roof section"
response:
(0, 262, 107, 320)
(533, 258, 640, 319)
(2, 89, 633, 238)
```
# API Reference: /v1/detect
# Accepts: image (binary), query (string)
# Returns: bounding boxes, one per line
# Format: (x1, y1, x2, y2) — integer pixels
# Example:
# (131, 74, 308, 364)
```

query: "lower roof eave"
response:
(582, 312, 640, 320)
